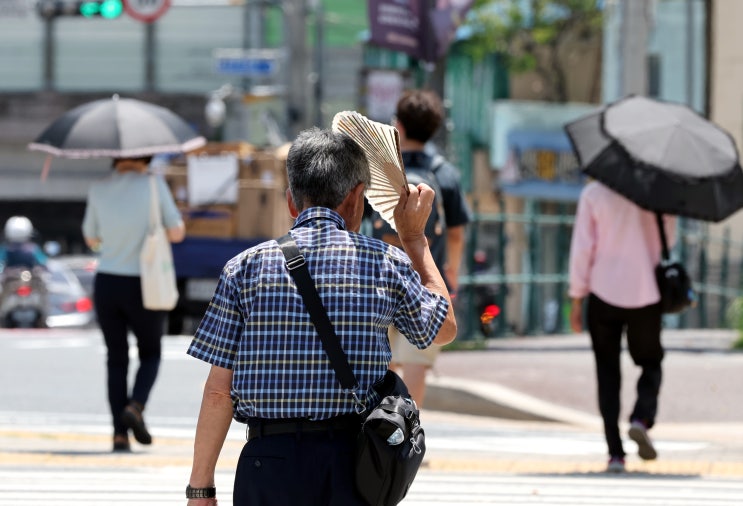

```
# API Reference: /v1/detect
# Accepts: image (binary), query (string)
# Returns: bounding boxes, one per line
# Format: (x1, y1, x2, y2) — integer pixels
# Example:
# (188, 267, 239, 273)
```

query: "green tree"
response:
(463, 0, 603, 102)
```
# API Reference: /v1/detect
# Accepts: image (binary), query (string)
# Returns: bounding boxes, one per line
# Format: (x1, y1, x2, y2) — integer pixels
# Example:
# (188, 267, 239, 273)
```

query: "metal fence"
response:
(456, 199, 743, 341)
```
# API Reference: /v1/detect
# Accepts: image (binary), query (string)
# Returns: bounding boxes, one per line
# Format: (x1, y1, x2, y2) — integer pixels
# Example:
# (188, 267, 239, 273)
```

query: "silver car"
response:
(45, 258, 95, 328)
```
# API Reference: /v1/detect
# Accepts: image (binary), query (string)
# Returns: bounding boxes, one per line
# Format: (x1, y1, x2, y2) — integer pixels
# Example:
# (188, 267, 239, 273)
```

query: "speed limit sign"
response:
(123, 0, 171, 22)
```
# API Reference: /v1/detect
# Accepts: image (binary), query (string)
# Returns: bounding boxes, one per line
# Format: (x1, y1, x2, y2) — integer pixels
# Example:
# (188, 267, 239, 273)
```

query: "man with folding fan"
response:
(185, 128, 456, 505)
(367, 89, 471, 407)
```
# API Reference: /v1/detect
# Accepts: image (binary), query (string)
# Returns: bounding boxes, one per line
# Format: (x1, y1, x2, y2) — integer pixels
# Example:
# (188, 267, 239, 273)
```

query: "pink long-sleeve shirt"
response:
(568, 181, 676, 309)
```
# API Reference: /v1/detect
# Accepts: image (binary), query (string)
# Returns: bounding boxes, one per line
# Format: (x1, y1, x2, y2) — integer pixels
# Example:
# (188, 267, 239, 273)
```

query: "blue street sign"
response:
(215, 56, 277, 77)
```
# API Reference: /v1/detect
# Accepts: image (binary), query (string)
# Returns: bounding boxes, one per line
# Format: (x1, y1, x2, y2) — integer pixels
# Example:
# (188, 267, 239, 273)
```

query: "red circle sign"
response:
(123, 0, 171, 23)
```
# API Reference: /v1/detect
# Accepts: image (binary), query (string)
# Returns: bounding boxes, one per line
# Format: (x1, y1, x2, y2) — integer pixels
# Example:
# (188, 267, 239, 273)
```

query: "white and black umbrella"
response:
(564, 95, 743, 222)
(28, 95, 206, 160)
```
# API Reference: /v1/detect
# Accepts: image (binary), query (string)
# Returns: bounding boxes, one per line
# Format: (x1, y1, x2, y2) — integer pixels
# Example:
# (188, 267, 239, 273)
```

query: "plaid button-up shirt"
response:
(187, 207, 448, 421)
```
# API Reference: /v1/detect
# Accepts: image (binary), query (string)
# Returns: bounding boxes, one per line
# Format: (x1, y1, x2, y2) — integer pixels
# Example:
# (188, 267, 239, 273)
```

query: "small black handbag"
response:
(278, 233, 425, 506)
(654, 213, 695, 314)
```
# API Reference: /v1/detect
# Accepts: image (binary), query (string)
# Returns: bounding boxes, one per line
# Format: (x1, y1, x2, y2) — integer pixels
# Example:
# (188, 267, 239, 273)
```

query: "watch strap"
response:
(186, 485, 216, 499)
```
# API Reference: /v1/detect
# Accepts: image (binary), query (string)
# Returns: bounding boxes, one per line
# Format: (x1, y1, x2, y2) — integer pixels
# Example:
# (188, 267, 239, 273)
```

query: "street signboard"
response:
(213, 49, 283, 78)
(123, 0, 170, 22)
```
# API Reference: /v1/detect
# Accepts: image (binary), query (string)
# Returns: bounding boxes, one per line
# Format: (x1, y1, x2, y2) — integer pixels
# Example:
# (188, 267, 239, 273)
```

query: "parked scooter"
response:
(0, 266, 48, 328)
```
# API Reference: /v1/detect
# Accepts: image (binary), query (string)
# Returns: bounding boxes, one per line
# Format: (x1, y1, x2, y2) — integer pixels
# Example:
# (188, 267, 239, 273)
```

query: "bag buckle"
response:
(344, 385, 366, 414)
(286, 256, 306, 271)
(410, 438, 422, 454)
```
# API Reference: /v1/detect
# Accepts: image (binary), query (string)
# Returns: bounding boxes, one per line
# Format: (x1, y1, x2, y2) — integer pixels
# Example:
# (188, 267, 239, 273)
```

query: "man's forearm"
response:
(401, 236, 457, 345)
(189, 368, 234, 488)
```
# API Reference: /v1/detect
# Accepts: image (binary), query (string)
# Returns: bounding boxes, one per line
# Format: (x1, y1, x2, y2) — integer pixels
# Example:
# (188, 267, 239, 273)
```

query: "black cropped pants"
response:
(94, 273, 165, 436)
(587, 293, 664, 458)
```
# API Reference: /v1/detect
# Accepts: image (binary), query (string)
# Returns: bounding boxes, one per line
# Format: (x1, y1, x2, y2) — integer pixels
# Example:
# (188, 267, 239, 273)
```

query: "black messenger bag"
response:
(277, 233, 425, 506)
(654, 213, 695, 314)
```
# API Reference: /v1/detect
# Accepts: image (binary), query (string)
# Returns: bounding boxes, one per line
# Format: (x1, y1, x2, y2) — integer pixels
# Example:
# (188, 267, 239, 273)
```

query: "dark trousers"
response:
(94, 273, 165, 436)
(233, 431, 365, 506)
(587, 293, 664, 458)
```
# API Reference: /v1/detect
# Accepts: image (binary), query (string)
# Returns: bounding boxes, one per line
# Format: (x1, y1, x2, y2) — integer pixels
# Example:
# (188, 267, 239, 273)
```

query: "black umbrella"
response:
(28, 95, 206, 160)
(564, 95, 743, 222)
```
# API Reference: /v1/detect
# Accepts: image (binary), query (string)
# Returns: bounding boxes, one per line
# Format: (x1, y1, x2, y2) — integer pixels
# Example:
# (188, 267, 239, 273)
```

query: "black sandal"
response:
(121, 402, 152, 445)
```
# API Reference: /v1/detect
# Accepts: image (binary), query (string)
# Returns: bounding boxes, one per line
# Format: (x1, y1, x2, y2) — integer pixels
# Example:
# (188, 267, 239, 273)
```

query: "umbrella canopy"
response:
(564, 95, 743, 222)
(28, 95, 206, 159)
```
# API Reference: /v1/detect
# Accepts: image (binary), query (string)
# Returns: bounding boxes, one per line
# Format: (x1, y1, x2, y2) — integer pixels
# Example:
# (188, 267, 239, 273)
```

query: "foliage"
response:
(725, 297, 743, 349)
(462, 0, 603, 101)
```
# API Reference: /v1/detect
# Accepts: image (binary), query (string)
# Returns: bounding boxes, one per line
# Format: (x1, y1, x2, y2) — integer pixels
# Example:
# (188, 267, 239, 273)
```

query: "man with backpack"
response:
(368, 89, 471, 407)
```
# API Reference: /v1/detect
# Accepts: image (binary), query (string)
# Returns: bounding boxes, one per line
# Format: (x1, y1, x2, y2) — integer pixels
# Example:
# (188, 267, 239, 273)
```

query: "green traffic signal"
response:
(100, 0, 123, 18)
(79, 0, 122, 18)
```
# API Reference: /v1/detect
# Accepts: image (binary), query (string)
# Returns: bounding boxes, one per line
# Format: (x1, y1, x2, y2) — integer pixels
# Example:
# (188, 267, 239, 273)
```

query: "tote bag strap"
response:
(148, 175, 163, 232)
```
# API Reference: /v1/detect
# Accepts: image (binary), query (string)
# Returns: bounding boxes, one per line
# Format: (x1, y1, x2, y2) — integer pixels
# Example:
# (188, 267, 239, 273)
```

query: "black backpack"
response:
(371, 154, 446, 248)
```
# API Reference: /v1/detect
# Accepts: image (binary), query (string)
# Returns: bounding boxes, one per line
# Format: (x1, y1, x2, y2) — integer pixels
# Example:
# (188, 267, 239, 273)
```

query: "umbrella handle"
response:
(40, 155, 53, 182)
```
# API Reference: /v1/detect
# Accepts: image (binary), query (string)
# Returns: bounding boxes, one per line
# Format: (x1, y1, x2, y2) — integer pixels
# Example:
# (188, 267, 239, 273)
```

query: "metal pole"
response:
(686, 0, 694, 106)
(43, 18, 54, 91)
(312, 1, 324, 127)
(285, 0, 307, 137)
(145, 22, 155, 92)
(620, 0, 649, 96)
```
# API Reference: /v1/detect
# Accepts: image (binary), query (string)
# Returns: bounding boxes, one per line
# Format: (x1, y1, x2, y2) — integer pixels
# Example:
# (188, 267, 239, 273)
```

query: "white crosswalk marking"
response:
(2, 469, 743, 506)
(403, 473, 743, 506)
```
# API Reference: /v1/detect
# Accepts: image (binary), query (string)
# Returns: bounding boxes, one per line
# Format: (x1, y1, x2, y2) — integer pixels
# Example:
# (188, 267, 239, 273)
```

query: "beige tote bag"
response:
(140, 176, 179, 310)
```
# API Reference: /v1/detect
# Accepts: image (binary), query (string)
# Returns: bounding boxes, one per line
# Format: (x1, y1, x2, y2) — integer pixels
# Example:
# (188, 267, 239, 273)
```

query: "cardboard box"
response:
(236, 181, 293, 239)
(187, 141, 255, 159)
(239, 151, 286, 186)
(186, 154, 239, 206)
(163, 167, 189, 203)
(182, 205, 236, 239)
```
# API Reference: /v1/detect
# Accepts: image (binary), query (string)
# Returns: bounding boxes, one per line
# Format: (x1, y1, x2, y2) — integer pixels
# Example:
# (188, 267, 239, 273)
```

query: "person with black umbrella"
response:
(83, 155, 185, 452)
(568, 180, 676, 473)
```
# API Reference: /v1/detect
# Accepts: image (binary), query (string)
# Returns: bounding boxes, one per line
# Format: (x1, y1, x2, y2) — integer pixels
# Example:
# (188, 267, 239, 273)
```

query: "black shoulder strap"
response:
(655, 212, 670, 261)
(276, 233, 359, 392)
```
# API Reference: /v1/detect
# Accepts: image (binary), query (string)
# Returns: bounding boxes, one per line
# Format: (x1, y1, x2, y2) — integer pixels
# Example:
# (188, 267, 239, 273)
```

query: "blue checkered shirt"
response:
(187, 207, 449, 422)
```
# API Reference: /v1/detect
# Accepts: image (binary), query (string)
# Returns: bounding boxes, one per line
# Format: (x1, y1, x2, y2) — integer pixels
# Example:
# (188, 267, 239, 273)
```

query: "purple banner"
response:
(367, 0, 473, 63)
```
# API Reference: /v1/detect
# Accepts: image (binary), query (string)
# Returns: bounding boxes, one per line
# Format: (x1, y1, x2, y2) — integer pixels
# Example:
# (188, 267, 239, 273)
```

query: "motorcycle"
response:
(0, 266, 49, 328)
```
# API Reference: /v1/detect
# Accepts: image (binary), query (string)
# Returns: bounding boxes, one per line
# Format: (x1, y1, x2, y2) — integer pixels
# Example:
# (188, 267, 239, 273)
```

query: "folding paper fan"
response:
(331, 111, 408, 230)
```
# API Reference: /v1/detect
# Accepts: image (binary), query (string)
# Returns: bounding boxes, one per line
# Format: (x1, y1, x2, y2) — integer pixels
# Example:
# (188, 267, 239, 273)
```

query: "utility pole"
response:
(311, 0, 324, 128)
(620, 0, 649, 96)
(285, 0, 308, 137)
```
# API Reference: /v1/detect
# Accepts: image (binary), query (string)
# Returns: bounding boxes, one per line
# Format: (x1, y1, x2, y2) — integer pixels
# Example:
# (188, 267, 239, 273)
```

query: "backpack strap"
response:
(424, 154, 447, 232)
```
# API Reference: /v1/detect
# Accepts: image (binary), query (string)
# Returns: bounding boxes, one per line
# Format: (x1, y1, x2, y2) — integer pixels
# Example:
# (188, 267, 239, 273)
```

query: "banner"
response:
(367, 0, 473, 63)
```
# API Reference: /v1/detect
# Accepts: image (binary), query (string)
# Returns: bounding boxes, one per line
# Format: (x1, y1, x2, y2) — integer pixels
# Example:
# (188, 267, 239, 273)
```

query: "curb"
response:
(426, 376, 602, 427)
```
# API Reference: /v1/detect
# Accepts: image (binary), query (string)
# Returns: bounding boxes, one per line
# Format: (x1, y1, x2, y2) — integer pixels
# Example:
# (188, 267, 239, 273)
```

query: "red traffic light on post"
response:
(35, 0, 124, 18)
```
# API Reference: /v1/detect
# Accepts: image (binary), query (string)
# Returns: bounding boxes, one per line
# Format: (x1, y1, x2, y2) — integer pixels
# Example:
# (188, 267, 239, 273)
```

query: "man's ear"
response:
(337, 182, 366, 225)
(286, 189, 299, 218)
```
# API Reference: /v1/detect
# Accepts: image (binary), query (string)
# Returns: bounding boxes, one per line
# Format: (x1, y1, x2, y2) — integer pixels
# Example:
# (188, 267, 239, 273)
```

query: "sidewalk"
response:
(429, 328, 742, 423)
(427, 328, 743, 475)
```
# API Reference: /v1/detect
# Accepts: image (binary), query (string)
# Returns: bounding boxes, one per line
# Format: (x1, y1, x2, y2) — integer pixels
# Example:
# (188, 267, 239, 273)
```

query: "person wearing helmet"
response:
(1, 216, 47, 270)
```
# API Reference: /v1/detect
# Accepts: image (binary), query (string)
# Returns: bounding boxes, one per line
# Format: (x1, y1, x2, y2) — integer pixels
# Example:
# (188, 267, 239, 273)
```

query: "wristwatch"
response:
(186, 485, 216, 499)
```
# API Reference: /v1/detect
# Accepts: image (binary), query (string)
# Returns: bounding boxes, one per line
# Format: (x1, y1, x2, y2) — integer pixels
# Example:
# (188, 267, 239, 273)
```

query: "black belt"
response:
(246, 414, 361, 442)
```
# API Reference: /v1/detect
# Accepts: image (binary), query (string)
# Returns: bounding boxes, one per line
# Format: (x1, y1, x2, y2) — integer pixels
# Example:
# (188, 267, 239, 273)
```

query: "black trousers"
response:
(587, 293, 664, 458)
(233, 430, 366, 506)
(94, 273, 165, 436)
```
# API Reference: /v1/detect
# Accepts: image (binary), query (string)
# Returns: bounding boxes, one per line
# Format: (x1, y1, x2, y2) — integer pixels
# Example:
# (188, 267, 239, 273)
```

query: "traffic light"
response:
(36, 0, 123, 19)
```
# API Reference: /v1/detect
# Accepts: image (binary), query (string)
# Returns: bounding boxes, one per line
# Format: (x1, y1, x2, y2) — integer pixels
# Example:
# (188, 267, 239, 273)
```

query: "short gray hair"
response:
(286, 128, 371, 210)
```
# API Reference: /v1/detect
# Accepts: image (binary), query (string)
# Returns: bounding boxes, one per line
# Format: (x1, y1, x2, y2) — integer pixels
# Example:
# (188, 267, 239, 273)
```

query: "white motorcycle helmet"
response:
(4, 216, 33, 243)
